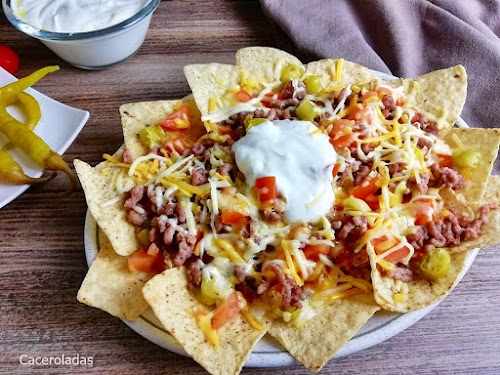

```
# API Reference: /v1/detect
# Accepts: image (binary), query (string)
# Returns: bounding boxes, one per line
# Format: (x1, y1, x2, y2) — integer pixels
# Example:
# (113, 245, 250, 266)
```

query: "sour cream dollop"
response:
(232, 120, 337, 224)
(12, 0, 151, 33)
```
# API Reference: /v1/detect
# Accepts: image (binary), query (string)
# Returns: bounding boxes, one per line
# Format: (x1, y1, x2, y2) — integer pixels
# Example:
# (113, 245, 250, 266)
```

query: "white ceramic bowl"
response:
(2, 0, 160, 70)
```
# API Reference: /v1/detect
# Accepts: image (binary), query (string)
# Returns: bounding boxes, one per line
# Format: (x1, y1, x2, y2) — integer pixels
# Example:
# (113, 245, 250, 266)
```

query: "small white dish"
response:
(2, 0, 160, 70)
(84, 210, 479, 366)
(0, 67, 89, 209)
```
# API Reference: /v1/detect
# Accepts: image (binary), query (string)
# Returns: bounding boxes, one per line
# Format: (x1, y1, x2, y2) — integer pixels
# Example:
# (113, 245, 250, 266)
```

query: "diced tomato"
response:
(159, 105, 191, 130)
(383, 246, 411, 263)
(372, 235, 399, 253)
(128, 250, 165, 274)
(217, 125, 238, 140)
(302, 244, 331, 260)
(330, 133, 355, 149)
(255, 176, 277, 206)
(329, 119, 356, 149)
(221, 210, 247, 225)
(347, 107, 371, 123)
(211, 292, 243, 330)
(331, 119, 354, 134)
(437, 154, 452, 168)
(261, 92, 283, 107)
(236, 89, 253, 103)
(413, 199, 435, 225)
(332, 163, 341, 178)
(365, 194, 380, 211)
(372, 235, 411, 263)
(351, 174, 381, 200)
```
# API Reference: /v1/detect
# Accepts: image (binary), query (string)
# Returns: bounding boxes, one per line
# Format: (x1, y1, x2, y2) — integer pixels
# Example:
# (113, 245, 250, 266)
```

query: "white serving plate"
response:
(0, 67, 89, 208)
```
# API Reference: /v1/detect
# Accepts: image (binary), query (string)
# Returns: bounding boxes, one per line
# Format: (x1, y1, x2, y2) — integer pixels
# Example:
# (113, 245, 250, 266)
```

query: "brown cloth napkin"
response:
(260, 0, 500, 136)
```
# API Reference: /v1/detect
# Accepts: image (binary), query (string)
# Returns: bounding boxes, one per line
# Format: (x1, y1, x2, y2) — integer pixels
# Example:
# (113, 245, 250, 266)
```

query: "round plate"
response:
(84, 211, 478, 367)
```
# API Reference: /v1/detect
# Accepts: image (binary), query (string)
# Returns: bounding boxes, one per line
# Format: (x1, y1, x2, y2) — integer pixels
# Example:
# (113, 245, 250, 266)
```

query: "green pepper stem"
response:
(45, 151, 77, 193)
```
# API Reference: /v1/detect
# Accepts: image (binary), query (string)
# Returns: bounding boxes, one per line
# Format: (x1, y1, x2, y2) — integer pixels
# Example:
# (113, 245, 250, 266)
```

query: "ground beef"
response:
(337, 161, 360, 188)
(186, 259, 203, 290)
(172, 233, 197, 267)
(266, 263, 303, 309)
(388, 162, 405, 176)
(158, 202, 176, 216)
(127, 210, 147, 226)
(422, 121, 439, 136)
(162, 223, 176, 245)
(353, 165, 372, 185)
(281, 80, 306, 100)
(417, 137, 433, 149)
(175, 204, 187, 224)
(406, 226, 427, 252)
(382, 94, 395, 112)
(262, 208, 282, 223)
(333, 214, 369, 243)
(216, 163, 233, 176)
(411, 113, 440, 136)
(191, 168, 209, 186)
(408, 172, 431, 195)
(122, 148, 133, 164)
(191, 143, 206, 156)
(388, 267, 413, 282)
(266, 108, 278, 120)
(124, 185, 144, 208)
(408, 205, 495, 252)
(214, 214, 224, 233)
(429, 164, 466, 190)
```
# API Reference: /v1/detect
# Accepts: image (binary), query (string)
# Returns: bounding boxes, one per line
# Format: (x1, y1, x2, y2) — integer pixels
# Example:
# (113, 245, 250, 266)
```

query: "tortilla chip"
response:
(369, 249, 469, 313)
(77, 241, 151, 320)
(142, 268, 271, 375)
(305, 59, 378, 87)
(447, 176, 500, 253)
(268, 295, 380, 373)
(235, 47, 303, 84)
(74, 159, 137, 256)
(184, 63, 241, 117)
(120, 97, 205, 159)
(373, 175, 500, 312)
(394, 65, 467, 129)
(186, 48, 377, 118)
(444, 128, 500, 203)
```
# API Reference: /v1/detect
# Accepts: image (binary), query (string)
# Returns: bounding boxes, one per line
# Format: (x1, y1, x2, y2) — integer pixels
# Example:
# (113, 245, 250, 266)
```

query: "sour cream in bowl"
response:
(2, 0, 160, 70)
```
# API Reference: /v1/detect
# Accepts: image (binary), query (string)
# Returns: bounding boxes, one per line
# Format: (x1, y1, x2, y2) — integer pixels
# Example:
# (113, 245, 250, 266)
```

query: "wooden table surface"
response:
(1, 1, 499, 374)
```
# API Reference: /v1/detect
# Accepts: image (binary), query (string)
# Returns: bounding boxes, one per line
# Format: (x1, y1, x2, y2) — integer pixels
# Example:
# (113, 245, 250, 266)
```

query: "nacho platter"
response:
(83, 213, 479, 366)
(75, 47, 500, 374)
